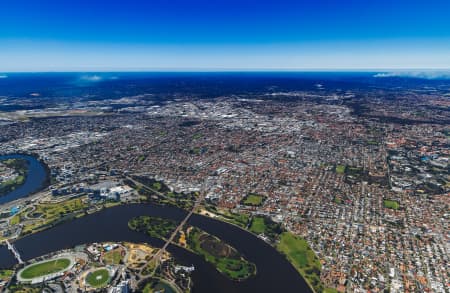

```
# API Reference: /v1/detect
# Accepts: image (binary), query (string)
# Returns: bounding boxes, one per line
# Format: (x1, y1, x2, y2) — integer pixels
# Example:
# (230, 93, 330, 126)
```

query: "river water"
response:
(0, 204, 311, 292)
(0, 154, 48, 205)
(0, 154, 311, 292)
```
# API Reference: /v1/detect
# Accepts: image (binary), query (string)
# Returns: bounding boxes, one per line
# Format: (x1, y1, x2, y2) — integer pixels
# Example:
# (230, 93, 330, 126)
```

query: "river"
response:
(0, 203, 312, 292)
(0, 154, 48, 205)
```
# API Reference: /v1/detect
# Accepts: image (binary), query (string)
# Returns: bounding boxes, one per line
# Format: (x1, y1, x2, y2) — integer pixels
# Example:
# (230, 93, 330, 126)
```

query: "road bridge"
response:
(5, 239, 23, 264)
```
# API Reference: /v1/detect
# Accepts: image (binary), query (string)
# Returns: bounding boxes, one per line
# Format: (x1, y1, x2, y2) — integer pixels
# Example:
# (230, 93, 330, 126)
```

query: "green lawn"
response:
(215, 257, 255, 280)
(0, 158, 29, 196)
(187, 229, 256, 280)
(22, 197, 88, 234)
(0, 175, 25, 189)
(248, 216, 283, 242)
(277, 232, 323, 292)
(143, 280, 176, 293)
(215, 210, 250, 228)
(86, 268, 110, 288)
(152, 182, 162, 190)
(335, 165, 346, 174)
(128, 216, 177, 239)
(0, 174, 25, 195)
(384, 199, 400, 210)
(103, 250, 122, 265)
(0, 269, 13, 280)
(10, 213, 21, 225)
(249, 217, 266, 234)
(20, 258, 71, 279)
(242, 194, 265, 206)
(34, 198, 87, 220)
(192, 133, 203, 140)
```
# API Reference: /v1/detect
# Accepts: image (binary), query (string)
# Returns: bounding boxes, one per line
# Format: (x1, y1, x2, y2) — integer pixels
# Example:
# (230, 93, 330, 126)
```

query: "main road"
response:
(126, 175, 205, 275)
(150, 191, 205, 268)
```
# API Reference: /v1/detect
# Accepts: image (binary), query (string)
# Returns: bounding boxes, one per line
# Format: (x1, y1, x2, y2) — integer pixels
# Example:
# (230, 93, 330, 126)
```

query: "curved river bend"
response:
(0, 204, 312, 293)
(0, 154, 48, 205)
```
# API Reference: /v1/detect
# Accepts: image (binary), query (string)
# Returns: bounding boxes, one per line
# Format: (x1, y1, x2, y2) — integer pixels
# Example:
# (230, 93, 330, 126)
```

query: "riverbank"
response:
(0, 203, 312, 293)
(0, 158, 29, 197)
(198, 205, 332, 293)
(129, 215, 257, 281)
(0, 153, 50, 205)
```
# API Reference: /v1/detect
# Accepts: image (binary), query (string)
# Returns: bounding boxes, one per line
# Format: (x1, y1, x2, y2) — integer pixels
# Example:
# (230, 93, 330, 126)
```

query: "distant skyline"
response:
(1, 0, 450, 71)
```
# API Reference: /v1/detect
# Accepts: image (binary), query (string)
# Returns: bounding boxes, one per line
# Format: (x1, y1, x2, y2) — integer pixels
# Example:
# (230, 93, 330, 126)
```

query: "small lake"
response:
(0, 204, 312, 293)
(0, 154, 48, 205)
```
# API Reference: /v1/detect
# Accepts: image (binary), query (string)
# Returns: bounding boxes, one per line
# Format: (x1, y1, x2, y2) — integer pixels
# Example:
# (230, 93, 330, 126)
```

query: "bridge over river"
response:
(0, 203, 312, 293)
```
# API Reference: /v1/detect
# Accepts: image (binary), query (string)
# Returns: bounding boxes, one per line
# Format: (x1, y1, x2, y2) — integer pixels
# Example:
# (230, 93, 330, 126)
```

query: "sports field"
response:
(86, 268, 110, 288)
(249, 217, 266, 234)
(20, 258, 71, 279)
(242, 194, 265, 206)
(383, 199, 400, 210)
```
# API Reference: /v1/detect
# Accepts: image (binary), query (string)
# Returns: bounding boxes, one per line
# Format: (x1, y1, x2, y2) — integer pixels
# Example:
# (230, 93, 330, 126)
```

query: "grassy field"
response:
(192, 133, 203, 140)
(249, 217, 266, 234)
(34, 198, 87, 219)
(211, 208, 250, 228)
(0, 269, 13, 280)
(128, 216, 177, 239)
(248, 216, 283, 242)
(10, 213, 21, 225)
(242, 193, 265, 206)
(103, 249, 123, 265)
(20, 258, 71, 279)
(333, 196, 342, 204)
(187, 228, 256, 280)
(335, 165, 346, 174)
(215, 258, 255, 280)
(143, 279, 177, 293)
(384, 199, 400, 210)
(0, 175, 25, 189)
(277, 232, 323, 292)
(0, 158, 28, 196)
(152, 181, 162, 190)
(85, 268, 110, 288)
(22, 197, 88, 234)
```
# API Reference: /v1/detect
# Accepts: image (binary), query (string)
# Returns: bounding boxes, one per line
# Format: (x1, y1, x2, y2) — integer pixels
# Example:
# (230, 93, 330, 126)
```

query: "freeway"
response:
(125, 175, 176, 202)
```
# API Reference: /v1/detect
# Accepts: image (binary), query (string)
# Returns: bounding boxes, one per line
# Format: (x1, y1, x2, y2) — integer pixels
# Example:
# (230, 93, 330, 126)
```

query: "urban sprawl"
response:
(0, 87, 448, 293)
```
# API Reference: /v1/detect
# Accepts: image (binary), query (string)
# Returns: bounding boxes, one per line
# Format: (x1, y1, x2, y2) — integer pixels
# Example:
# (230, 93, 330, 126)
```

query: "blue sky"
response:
(0, 0, 449, 71)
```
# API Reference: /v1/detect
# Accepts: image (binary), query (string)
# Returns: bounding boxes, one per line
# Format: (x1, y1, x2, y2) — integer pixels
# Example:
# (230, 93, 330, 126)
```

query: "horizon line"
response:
(2, 68, 450, 74)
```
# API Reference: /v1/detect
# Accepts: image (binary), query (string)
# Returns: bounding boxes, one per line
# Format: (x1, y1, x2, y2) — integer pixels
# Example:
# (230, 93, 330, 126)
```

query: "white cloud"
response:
(374, 71, 450, 79)
(80, 74, 103, 82)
